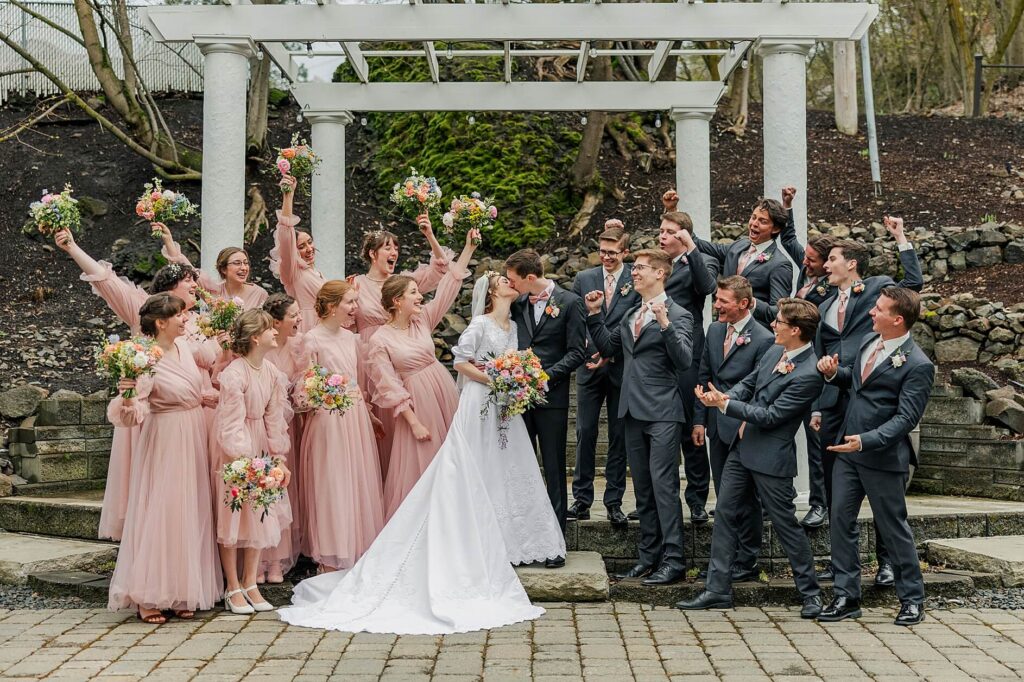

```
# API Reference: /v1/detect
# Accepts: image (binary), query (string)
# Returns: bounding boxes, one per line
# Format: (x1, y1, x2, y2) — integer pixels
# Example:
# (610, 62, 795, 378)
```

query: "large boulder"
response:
(986, 398, 1024, 434)
(935, 337, 980, 363)
(951, 367, 999, 400)
(0, 385, 49, 420)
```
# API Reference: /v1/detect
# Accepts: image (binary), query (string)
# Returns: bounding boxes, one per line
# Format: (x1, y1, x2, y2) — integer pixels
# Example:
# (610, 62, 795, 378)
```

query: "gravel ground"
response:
(931, 587, 1024, 610)
(0, 585, 105, 610)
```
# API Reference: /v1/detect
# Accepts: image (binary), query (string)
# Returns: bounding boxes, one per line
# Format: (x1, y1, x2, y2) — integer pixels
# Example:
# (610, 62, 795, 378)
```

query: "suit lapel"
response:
(710, 325, 726, 371)
(841, 284, 868, 337)
(740, 240, 778, 277)
(533, 289, 559, 337)
(819, 289, 841, 332)
(609, 268, 632, 315)
(516, 296, 536, 338)
(861, 337, 913, 388)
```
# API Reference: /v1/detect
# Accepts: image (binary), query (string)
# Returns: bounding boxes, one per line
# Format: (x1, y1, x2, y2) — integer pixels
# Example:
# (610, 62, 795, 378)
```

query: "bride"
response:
(278, 272, 565, 634)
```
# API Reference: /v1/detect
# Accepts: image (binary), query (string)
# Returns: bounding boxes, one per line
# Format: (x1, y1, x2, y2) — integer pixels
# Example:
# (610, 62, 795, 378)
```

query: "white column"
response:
(197, 38, 254, 275)
(307, 111, 352, 281)
(671, 107, 715, 242)
(760, 41, 812, 243)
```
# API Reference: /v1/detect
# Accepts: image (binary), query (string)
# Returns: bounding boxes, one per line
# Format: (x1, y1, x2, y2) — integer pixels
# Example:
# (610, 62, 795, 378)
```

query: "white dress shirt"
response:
(824, 285, 852, 329)
(723, 312, 753, 349)
(533, 281, 555, 325)
(860, 332, 910, 378)
(631, 291, 668, 332)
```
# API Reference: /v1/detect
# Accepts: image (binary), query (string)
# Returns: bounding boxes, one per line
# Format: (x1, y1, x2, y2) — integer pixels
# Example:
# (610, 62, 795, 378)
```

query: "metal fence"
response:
(0, 0, 203, 104)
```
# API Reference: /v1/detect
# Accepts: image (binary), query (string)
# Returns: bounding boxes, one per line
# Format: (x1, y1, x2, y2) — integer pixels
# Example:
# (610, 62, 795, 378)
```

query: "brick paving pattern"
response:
(2, 604, 1024, 681)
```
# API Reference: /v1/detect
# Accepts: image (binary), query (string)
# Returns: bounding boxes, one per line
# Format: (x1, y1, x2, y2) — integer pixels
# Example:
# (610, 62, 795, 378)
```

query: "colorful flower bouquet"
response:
(480, 349, 549, 448)
(276, 135, 320, 197)
(221, 454, 287, 521)
(441, 193, 496, 245)
(302, 363, 358, 415)
(94, 334, 164, 398)
(390, 168, 443, 220)
(27, 185, 82, 237)
(195, 289, 244, 346)
(135, 179, 199, 237)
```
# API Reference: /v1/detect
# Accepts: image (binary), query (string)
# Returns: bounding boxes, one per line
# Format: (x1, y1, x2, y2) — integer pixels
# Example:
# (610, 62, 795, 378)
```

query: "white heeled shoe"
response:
(223, 588, 255, 615)
(243, 585, 276, 612)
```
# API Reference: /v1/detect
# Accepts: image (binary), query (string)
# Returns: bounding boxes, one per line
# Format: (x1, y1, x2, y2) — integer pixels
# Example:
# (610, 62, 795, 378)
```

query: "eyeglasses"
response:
(772, 317, 793, 328)
(226, 260, 250, 267)
(631, 263, 662, 273)
(599, 249, 623, 258)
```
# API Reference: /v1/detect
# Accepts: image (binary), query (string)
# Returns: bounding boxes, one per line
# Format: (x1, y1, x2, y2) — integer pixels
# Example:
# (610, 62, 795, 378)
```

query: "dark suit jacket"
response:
(586, 297, 693, 423)
(697, 237, 794, 328)
(572, 265, 639, 387)
(693, 319, 776, 445)
(721, 345, 824, 478)
(830, 334, 935, 473)
(511, 285, 587, 410)
(664, 248, 718, 332)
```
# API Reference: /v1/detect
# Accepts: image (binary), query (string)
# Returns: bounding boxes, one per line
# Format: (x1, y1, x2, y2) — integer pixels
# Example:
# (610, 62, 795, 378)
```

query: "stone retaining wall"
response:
(7, 396, 111, 486)
(914, 293, 1024, 378)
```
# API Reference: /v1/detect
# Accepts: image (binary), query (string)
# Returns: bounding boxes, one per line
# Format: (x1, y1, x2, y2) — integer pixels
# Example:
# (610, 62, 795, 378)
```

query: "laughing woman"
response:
(156, 223, 268, 309)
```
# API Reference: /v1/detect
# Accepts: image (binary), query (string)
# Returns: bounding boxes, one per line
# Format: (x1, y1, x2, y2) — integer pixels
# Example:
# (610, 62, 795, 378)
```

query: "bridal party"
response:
(37, 166, 933, 633)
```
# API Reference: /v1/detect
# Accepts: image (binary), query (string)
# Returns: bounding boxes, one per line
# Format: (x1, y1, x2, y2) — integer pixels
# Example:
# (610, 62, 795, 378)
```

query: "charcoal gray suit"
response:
(827, 333, 934, 605)
(587, 296, 693, 572)
(697, 237, 794, 330)
(705, 344, 823, 598)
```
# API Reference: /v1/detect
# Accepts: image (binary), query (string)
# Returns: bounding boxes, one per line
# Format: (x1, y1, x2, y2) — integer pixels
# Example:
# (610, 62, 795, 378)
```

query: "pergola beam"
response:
(410, 0, 440, 83)
(647, 41, 674, 82)
(576, 41, 589, 84)
(224, 0, 294, 81)
(143, 3, 878, 43)
(293, 81, 726, 113)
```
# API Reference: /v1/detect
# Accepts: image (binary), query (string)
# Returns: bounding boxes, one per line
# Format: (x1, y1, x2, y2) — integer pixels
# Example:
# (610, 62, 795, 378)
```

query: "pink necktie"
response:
(797, 276, 818, 299)
(736, 245, 757, 274)
(723, 324, 736, 356)
(861, 339, 885, 383)
(633, 303, 649, 339)
(604, 274, 615, 305)
(837, 291, 848, 332)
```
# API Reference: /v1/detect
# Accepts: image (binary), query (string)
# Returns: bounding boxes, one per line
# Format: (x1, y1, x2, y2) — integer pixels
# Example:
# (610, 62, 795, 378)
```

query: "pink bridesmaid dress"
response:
(366, 263, 469, 518)
(270, 212, 325, 333)
(297, 325, 384, 569)
(162, 240, 269, 310)
(212, 359, 293, 550)
(106, 338, 222, 613)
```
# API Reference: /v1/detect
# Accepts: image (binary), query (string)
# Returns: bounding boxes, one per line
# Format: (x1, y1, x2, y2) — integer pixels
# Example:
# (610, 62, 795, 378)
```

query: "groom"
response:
(506, 249, 587, 564)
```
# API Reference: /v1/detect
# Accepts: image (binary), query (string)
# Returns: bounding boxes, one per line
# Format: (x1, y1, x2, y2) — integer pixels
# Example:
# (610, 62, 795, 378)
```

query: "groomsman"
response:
(816, 287, 933, 626)
(692, 276, 775, 581)
(696, 198, 794, 329)
(658, 191, 719, 524)
(584, 249, 694, 586)
(678, 298, 823, 617)
(507, 249, 588, 565)
(813, 217, 923, 582)
(569, 222, 639, 527)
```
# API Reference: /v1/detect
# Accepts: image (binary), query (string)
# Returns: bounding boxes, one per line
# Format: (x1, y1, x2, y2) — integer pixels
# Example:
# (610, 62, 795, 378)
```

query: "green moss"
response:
(268, 87, 290, 108)
(336, 43, 581, 249)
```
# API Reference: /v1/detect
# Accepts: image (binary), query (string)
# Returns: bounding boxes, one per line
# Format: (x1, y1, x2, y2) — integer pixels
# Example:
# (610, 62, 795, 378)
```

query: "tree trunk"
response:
(246, 54, 271, 154)
(569, 44, 611, 192)
(945, 0, 975, 115)
(112, 0, 136, 102)
(833, 41, 858, 135)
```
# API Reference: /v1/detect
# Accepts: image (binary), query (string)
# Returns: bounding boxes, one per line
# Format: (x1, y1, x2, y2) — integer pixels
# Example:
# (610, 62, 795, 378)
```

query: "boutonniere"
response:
(620, 283, 632, 296)
(775, 359, 795, 374)
(891, 350, 907, 368)
(734, 330, 752, 347)
(756, 251, 772, 264)
(852, 280, 865, 295)
(815, 283, 829, 297)
(544, 300, 561, 318)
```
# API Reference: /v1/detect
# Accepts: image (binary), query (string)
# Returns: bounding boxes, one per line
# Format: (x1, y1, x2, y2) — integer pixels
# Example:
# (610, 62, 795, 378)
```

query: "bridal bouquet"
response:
(390, 168, 443, 219)
(276, 135, 320, 196)
(94, 334, 164, 398)
(481, 349, 549, 448)
(302, 363, 358, 415)
(441, 193, 496, 245)
(221, 454, 287, 521)
(135, 179, 199, 237)
(27, 185, 82, 237)
(195, 289, 244, 346)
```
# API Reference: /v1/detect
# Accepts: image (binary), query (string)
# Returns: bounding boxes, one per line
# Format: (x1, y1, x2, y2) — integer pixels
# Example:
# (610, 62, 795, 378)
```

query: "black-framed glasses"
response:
(599, 249, 623, 258)
(772, 317, 793, 328)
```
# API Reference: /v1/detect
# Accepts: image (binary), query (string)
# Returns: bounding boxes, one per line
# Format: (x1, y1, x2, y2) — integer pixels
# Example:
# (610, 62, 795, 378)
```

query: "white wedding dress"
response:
(278, 314, 565, 634)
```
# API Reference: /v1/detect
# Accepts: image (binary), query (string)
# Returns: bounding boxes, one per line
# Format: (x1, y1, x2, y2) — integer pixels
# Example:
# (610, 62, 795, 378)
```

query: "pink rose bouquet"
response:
(276, 134, 320, 196)
(441, 192, 496, 246)
(94, 334, 164, 398)
(195, 289, 244, 347)
(301, 363, 358, 415)
(221, 453, 287, 521)
(27, 185, 81, 237)
(481, 349, 549, 448)
(135, 178, 199, 237)
(390, 168, 443, 220)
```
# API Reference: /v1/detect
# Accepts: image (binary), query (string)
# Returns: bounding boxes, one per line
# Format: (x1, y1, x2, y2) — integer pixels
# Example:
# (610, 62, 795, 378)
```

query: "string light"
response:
(468, 115, 475, 125)
(741, 58, 749, 70)
(654, 114, 661, 128)
(446, 44, 454, 60)
(360, 117, 368, 126)
(581, 115, 588, 125)
(306, 41, 312, 55)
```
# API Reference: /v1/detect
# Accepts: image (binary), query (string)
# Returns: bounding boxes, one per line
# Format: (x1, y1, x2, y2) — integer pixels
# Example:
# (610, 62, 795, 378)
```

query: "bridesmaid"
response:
(367, 222, 478, 518)
(53, 229, 217, 542)
(156, 223, 268, 309)
(107, 293, 222, 624)
(298, 280, 385, 572)
(213, 309, 293, 614)
(259, 294, 306, 583)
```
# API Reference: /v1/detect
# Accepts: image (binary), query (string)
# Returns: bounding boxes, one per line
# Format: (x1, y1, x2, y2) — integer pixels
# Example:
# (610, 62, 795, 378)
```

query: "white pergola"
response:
(143, 1, 877, 278)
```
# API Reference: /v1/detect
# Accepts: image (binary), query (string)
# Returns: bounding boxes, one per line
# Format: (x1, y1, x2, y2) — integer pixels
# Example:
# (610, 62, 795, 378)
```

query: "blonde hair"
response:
(229, 309, 274, 356)
(315, 280, 354, 319)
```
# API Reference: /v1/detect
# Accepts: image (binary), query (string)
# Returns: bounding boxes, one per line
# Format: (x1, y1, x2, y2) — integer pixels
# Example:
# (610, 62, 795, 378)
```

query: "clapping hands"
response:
(695, 382, 728, 409)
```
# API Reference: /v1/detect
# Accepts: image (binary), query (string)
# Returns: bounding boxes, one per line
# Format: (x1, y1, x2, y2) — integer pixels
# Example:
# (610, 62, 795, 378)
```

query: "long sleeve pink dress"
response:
(270, 212, 325, 333)
(161, 240, 269, 310)
(211, 359, 293, 550)
(366, 264, 469, 519)
(297, 325, 384, 569)
(80, 262, 219, 541)
(106, 338, 222, 613)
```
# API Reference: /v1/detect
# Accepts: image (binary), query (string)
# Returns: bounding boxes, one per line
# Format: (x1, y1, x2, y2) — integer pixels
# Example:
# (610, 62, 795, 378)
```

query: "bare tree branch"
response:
(0, 97, 69, 144)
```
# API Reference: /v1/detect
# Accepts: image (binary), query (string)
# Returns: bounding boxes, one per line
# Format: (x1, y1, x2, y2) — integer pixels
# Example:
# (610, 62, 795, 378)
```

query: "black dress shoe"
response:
(874, 563, 895, 587)
(816, 563, 835, 581)
(690, 505, 709, 525)
(544, 556, 565, 569)
(642, 565, 686, 586)
(626, 509, 640, 521)
(607, 506, 628, 528)
(800, 595, 823, 619)
(731, 565, 759, 583)
(567, 502, 590, 521)
(614, 563, 654, 580)
(817, 596, 862, 622)
(697, 568, 708, 581)
(894, 602, 925, 626)
(675, 590, 733, 611)
(800, 505, 828, 528)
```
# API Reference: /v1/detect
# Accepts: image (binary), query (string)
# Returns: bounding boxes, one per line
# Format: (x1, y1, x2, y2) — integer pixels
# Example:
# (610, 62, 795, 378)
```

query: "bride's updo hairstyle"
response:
(361, 229, 400, 264)
(229, 309, 274, 356)
(315, 280, 354, 319)
(381, 275, 415, 316)
(139, 293, 185, 336)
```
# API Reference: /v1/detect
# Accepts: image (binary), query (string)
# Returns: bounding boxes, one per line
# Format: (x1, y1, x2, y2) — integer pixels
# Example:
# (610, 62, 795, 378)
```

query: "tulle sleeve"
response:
(289, 333, 316, 412)
(191, 336, 223, 373)
(451, 316, 485, 365)
(215, 366, 253, 458)
(106, 375, 153, 427)
(269, 210, 303, 295)
(407, 246, 455, 294)
(423, 261, 470, 332)
(264, 366, 291, 458)
(366, 334, 413, 415)
(159, 240, 221, 293)
(80, 261, 148, 333)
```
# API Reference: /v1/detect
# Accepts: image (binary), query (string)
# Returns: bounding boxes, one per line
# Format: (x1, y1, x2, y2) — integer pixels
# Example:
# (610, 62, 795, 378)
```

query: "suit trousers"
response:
(625, 415, 686, 572)
(830, 458, 924, 604)
(707, 456, 819, 598)
(523, 407, 569, 533)
(803, 413, 826, 510)
(679, 343, 710, 510)
(572, 372, 627, 509)
(708, 435, 762, 571)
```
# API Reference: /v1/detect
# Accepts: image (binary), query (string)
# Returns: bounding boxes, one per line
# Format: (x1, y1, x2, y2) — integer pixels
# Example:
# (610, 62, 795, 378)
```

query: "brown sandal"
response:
(138, 609, 167, 625)
(174, 610, 195, 620)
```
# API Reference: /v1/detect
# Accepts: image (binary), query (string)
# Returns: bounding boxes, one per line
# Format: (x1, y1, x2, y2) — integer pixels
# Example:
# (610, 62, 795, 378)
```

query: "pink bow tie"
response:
(529, 291, 551, 305)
